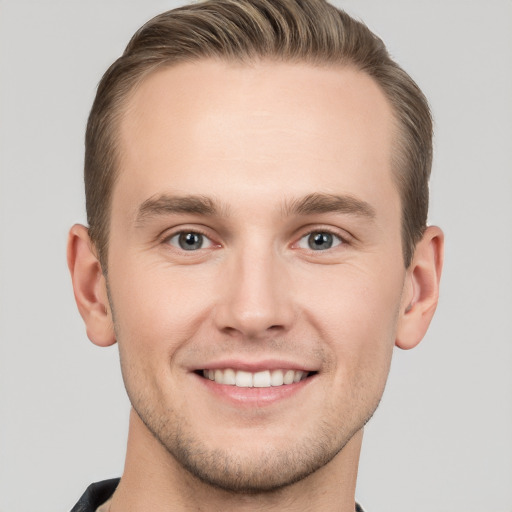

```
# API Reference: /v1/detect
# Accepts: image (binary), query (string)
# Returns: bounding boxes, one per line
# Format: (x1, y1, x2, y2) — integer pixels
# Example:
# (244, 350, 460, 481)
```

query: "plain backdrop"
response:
(0, 1, 511, 511)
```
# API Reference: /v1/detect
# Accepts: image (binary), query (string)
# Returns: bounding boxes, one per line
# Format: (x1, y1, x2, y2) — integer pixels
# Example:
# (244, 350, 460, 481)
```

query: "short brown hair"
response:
(85, 0, 432, 268)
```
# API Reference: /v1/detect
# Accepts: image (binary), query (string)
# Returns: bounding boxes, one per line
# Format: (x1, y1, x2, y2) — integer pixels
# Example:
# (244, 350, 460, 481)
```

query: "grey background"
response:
(1, 1, 511, 511)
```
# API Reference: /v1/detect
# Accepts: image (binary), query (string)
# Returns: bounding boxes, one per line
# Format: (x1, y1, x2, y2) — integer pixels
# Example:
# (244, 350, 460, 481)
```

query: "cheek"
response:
(110, 265, 215, 410)
(108, 260, 216, 357)
(298, 263, 403, 375)
(299, 259, 403, 330)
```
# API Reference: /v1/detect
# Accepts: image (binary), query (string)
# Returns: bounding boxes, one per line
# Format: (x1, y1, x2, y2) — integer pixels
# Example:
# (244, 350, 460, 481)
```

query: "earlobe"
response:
(67, 224, 116, 347)
(395, 226, 444, 350)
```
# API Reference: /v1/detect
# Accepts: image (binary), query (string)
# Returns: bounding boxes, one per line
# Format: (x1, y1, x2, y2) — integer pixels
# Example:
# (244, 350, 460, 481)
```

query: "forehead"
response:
(115, 60, 398, 219)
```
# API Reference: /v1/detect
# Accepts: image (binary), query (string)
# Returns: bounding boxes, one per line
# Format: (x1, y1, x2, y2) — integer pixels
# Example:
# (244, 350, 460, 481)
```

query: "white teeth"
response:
(235, 370, 253, 387)
(223, 368, 236, 385)
(202, 368, 309, 387)
(283, 370, 295, 385)
(253, 370, 271, 388)
(270, 369, 284, 386)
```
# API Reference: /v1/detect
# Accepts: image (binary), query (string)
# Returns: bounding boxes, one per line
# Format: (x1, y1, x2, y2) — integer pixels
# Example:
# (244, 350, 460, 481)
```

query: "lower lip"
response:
(194, 373, 314, 407)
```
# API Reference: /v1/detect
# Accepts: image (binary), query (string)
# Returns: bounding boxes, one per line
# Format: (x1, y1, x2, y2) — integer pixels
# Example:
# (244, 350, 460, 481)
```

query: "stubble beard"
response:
(128, 386, 379, 495)
(108, 284, 386, 496)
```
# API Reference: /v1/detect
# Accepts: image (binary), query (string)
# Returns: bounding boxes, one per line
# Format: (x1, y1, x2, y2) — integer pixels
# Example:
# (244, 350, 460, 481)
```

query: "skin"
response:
(68, 60, 443, 511)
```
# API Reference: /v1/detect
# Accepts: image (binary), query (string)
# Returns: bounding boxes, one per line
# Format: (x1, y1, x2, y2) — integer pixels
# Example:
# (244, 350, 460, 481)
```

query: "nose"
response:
(213, 245, 296, 339)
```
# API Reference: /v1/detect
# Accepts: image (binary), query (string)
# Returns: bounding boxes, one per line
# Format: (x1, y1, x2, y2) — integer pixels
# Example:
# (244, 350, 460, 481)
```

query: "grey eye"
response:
(309, 232, 333, 250)
(297, 231, 342, 251)
(168, 232, 212, 251)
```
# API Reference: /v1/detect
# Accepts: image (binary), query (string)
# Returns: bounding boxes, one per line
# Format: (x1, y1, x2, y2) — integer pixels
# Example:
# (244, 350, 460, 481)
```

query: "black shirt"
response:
(70, 479, 119, 512)
(71, 478, 366, 511)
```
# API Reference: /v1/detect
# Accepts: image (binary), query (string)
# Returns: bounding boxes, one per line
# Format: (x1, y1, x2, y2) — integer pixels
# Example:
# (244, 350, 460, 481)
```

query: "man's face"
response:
(107, 60, 408, 491)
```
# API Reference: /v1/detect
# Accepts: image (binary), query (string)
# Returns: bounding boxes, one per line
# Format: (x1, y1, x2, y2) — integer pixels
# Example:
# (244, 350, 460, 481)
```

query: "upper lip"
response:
(192, 359, 318, 373)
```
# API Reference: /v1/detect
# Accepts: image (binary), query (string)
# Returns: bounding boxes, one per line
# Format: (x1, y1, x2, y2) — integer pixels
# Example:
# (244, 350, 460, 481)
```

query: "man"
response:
(67, 0, 443, 510)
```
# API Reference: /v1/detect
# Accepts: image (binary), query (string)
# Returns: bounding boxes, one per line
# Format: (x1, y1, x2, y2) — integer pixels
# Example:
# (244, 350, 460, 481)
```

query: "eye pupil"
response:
(179, 232, 202, 250)
(308, 232, 333, 250)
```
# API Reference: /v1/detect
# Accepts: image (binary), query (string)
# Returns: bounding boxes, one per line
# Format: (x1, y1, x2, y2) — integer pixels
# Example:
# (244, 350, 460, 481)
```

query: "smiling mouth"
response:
(197, 368, 315, 388)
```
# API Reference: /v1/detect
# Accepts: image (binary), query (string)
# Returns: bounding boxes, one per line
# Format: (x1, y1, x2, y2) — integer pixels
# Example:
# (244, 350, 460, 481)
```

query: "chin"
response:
(167, 434, 340, 494)
(136, 404, 365, 494)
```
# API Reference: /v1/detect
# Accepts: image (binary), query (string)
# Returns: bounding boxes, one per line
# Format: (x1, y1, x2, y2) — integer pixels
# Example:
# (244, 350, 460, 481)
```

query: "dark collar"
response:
(71, 478, 366, 512)
(70, 478, 120, 512)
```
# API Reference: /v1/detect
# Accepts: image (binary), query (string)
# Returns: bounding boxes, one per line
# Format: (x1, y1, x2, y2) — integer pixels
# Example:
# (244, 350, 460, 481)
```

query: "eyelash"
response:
(161, 226, 350, 254)
(163, 228, 218, 252)
(295, 230, 345, 251)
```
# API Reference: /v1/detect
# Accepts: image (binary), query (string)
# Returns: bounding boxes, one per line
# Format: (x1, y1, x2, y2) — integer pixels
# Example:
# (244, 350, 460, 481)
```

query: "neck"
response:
(110, 409, 362, 512)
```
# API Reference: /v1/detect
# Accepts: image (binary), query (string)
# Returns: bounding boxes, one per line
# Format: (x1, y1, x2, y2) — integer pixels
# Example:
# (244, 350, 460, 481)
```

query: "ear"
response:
(67, 224, 116, 347)
(396, 226, 444, 350)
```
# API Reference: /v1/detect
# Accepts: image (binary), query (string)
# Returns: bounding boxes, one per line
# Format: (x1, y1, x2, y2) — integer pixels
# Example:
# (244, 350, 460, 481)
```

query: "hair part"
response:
(85, 0, 432, 269)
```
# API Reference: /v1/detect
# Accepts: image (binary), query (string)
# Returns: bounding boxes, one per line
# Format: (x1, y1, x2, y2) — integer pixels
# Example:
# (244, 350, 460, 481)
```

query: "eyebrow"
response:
(136, 194, 224, 225)
(135, 191, 376, 226)
(283, 193, 376, 219)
